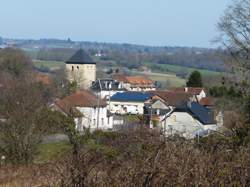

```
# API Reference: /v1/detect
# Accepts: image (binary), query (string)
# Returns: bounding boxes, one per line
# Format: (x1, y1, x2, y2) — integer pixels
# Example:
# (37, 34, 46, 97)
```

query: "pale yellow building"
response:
(65, 49, 96, 89)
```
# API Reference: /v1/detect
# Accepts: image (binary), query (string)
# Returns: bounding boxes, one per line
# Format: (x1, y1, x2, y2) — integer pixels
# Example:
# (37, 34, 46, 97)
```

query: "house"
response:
(144, 99, 173, 128)
(91, 78, 125, 99)
(109, 92, 154, 115)
(169, 87, 207, 101)
(113, 74, 156, 91)
(162, 102, 218, 139)
(52, 90, 113, 131)
(144, 91, 195, 128)
(150, 90, 197, 106)
(65, 49, 96, 89)
(199, 97, 215, 109)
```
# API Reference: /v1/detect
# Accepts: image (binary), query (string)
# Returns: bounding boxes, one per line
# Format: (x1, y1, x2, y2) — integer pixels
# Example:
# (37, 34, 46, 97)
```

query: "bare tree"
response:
(0, 48, 33, 79)
(0, 81, 48, 164)
(0, 48, 60, 165)
(218, 0, 250, 94)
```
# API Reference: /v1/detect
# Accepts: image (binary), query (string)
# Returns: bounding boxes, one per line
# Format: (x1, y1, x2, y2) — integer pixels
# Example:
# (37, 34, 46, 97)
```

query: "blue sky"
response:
(0, 0, 230, 47)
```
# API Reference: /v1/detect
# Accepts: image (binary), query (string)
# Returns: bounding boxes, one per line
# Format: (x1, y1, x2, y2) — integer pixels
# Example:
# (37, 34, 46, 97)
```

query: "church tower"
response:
(65, 49, 96, 89)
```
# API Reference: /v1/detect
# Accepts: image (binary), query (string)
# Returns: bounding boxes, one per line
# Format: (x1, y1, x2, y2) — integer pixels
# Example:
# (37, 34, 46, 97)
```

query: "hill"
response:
(3, 38, 225, 72)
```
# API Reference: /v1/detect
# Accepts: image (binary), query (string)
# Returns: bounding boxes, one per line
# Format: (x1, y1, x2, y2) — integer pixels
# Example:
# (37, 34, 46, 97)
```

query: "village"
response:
(49, 49, 223, 139)
(1, 0, 250, 185)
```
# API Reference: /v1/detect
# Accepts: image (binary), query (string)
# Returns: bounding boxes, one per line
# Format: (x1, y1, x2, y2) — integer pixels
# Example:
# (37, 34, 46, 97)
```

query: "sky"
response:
(0, 0, 230, 47)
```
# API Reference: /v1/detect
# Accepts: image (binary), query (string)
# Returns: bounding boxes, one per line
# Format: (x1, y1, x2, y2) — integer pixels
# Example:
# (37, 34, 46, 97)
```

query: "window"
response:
(77, 66, 79, 70)
(101, 118, 104, 126)
(157, 109, 160, 115)
(72, 66, 74, 71)
(93, 119, 96, 126)
(172, 115, 177, 122)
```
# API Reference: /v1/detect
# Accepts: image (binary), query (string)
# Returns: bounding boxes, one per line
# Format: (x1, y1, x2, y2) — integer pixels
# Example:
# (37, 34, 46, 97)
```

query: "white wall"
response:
(162, 112, 217, 139)
(196, 90, 206, 101)
(121, 82, 155, 92)
(94, 90, 124, 99)
(75, 106, 113, 131)
(109, 101, 145, 114)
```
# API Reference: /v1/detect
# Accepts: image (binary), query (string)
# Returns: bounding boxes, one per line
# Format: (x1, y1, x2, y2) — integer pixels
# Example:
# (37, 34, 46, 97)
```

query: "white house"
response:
(109, 92, 154, 115)
(53, 90, 113, 132)
(91, 79, 125, 99)
(144, 99, 173, 128)
(162, 102, 218, 139)
(113, 74, 156, 92)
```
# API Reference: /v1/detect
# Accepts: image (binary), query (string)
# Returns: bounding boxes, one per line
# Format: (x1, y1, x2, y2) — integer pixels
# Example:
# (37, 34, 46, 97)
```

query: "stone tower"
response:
(65, 49, 96, 89)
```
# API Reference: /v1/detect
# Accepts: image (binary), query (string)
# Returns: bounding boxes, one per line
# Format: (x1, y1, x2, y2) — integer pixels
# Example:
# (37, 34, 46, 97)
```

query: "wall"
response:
(66, 63, 96, 89)
(75, 106, 113, 131)
(109, 101, 145, 114)
(196, 90, 206, 101)
(96, 90, 124, 99)
(120, 82, 155, 92)
(162, 112, 214, 139)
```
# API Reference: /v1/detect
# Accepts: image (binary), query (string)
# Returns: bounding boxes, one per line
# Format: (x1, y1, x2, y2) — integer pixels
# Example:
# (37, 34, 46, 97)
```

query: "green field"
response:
(32, 59, 221, 88)
(144, 62, 222, 76)
(35, 141, 72, 163)
(129, 70, 186, 88)
(33, 60, 64, 70)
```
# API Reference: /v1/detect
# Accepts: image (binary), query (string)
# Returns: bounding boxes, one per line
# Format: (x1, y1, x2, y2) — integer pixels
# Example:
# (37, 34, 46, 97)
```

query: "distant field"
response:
(144, 62, 222, 76)
(33, 60, 64, 70)
(32, 59, 220, 88)
(129, 70, 186, 88)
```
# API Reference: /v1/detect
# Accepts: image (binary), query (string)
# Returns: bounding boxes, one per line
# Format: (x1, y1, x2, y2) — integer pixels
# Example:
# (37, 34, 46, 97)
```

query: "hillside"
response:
(2, 38, 225, 72)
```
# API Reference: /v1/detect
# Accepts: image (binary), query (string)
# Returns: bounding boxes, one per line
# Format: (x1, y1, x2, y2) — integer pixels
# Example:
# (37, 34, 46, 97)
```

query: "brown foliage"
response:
(2, 128, 249, 186)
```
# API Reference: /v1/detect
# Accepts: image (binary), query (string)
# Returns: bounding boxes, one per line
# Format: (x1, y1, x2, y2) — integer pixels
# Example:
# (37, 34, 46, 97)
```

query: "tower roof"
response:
(66, 49, 96, 64)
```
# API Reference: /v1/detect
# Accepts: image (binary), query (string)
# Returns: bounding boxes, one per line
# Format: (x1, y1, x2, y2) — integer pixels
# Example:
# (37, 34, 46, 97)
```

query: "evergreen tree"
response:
(186, 71, 203, 87)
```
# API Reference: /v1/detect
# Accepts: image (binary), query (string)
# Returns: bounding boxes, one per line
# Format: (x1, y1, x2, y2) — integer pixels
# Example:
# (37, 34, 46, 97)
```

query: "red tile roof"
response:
(126, 76, 154, 85)
(113, 74, 153, 85)
(149, 91, 194, 106)
(55, 90, 106, 115)
(199, 97, 215, 106)
(35, 73, 52, 85)
(169, 87, 205, 95)
(112, 74, 128, 82)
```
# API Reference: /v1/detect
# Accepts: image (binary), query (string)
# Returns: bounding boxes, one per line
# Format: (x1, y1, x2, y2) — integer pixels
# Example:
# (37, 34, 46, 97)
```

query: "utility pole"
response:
(97, 79, 102, 129)
(149, 106, 153, 128)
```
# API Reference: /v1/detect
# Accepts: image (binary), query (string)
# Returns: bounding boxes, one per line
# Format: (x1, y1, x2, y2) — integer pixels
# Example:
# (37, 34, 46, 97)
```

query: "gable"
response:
(151, 100, 169, 109)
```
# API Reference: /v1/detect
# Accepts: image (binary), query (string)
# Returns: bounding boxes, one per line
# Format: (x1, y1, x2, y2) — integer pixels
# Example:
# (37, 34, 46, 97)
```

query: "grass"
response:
(128, 69, 186, 88)
(33, 59, 64, 70)
(148, 74, 186, 87)
(144, 62, 222, 76)
(35, 141, 72, 163)
(32, 59, 218, 88)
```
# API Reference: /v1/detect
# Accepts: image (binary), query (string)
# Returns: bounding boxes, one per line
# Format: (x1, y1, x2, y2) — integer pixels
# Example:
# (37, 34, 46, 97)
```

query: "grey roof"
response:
(66, 49, 95, 64)
(175, 102, 216, 125)
(91, 79, 125, 91)
(189, 102, 216, 125)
